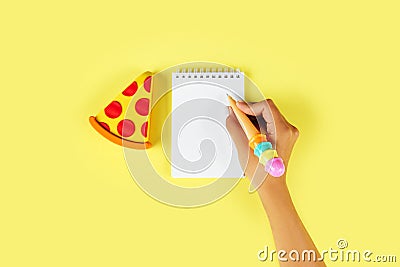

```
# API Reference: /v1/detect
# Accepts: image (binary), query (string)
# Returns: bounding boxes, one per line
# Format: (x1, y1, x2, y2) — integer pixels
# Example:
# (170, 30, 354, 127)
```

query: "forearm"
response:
(258, 178, 326, 266)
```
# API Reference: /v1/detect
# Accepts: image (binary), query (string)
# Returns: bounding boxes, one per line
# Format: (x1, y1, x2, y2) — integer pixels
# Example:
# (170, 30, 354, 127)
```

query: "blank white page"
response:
(171, 70, 244, 178)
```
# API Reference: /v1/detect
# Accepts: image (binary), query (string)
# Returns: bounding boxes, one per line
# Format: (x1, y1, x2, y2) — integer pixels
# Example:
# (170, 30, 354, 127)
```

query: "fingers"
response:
(265, 99, 288, 126)
(257, 117, 268, 135)
(236, 99, 286, 126)
(236, 101, 266, 116)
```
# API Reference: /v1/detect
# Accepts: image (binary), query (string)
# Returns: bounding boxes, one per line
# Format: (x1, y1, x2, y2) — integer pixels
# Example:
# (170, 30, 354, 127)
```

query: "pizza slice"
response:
(89, 71, 153, 149)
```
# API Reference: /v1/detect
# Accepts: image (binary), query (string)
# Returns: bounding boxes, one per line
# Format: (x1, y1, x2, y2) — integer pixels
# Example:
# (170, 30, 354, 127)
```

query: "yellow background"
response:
(1, 0, 399, 266)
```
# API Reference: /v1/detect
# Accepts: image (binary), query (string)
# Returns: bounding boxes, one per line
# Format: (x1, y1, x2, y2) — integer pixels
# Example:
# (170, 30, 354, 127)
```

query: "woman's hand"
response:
(226, 99, 299, 190)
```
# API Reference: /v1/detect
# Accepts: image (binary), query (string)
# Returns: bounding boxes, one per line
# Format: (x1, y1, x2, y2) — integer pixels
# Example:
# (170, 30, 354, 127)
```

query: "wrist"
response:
(257, 175, 289, 199)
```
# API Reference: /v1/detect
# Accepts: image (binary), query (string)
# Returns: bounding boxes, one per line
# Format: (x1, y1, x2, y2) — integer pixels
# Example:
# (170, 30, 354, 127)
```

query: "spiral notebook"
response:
(171, 69, 245, 178)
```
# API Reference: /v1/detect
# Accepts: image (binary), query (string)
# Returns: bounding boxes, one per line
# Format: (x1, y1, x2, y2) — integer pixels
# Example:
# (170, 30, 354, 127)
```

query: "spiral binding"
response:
(174, 68, 242, 79)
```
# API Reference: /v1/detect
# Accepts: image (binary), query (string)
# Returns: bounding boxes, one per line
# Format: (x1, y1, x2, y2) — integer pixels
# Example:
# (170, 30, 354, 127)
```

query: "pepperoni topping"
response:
(104, 101, 122, 119)
(122, 81, 138, 96)
(117, 119, 135, 137)
(141, 121, 148, 137)
(143, 76, 152, 92)
(135, 98, 149, 116)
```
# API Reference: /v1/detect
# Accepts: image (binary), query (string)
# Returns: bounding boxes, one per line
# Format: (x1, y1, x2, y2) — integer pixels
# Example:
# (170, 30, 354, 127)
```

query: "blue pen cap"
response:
(254, 141, 273, 157)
